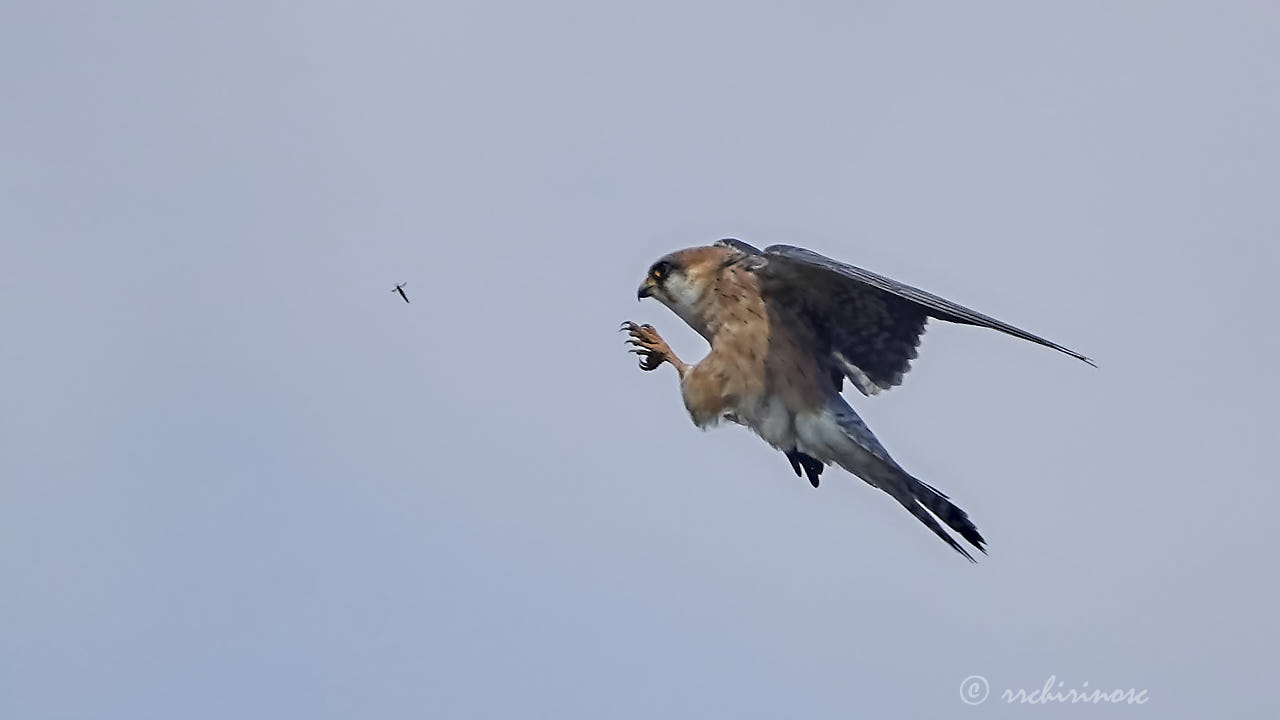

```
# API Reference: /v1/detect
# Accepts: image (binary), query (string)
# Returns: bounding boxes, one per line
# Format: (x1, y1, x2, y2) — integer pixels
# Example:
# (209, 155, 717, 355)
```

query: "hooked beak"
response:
(637, 279, 655, 300)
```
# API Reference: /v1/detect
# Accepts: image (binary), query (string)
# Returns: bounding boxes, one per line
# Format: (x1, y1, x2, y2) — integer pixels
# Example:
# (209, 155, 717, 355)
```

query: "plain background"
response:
(3, 1, 1277, 717)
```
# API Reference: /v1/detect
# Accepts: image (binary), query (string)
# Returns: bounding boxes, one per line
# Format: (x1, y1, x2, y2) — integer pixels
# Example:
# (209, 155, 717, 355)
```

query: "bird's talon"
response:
(621, 320, 675, 372)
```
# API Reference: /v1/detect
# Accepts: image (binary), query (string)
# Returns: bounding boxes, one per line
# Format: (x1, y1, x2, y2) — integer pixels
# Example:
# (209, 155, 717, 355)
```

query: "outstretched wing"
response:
(715, 239, 1093, 395)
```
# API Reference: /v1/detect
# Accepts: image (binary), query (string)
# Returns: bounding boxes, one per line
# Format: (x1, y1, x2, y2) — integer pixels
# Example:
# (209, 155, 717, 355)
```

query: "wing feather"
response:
(714, 239, 1094, 394)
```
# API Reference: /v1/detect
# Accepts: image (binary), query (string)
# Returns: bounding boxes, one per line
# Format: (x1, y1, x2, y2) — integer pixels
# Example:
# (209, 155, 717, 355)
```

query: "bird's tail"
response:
(795, 400, 987, 561)
(881, 473, 987, 562)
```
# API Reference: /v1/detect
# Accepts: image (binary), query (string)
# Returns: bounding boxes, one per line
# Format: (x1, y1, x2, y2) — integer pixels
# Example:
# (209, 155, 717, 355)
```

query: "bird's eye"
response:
(650, 261, 671, 279)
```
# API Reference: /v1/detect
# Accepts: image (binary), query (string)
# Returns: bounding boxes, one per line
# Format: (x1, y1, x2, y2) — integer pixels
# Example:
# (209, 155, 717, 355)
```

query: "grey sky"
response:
(3, 1, 1277, 717)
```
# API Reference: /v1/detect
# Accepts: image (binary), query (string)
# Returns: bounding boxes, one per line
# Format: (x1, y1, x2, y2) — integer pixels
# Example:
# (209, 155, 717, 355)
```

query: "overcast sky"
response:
(3, 2, 1277, 718)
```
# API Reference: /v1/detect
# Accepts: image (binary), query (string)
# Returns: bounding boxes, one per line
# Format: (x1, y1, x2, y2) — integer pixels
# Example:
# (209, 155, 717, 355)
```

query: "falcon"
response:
(622, 239, 1092, 560)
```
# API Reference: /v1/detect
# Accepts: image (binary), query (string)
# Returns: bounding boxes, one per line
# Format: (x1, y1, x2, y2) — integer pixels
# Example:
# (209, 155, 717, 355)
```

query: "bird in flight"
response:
(622, 239, 1092, 560)
(392, 283, 410, 304)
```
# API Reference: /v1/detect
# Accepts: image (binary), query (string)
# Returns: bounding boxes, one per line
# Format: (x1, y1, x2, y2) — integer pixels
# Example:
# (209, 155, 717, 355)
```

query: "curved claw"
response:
(620, 320, 672, 372)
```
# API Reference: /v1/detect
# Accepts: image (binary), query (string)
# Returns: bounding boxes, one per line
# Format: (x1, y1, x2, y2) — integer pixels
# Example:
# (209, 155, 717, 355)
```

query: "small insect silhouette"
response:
(392, 283, 410, 304)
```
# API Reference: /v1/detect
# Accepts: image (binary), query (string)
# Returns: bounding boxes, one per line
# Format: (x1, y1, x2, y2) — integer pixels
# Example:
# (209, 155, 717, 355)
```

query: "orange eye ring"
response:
(648, 260, 673, 280)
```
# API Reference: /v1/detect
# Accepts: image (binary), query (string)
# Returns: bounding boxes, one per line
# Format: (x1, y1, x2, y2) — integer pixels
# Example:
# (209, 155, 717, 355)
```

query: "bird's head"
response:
(636, 246, 732, 321)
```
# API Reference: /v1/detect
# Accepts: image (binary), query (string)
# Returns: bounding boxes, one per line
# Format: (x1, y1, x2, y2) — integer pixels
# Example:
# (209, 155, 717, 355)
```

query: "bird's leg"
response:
(621, 321, 688, 376)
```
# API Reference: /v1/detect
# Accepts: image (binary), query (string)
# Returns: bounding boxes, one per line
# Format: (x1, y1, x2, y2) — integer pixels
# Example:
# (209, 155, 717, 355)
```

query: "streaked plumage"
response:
(623, 239, 1091, 560)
